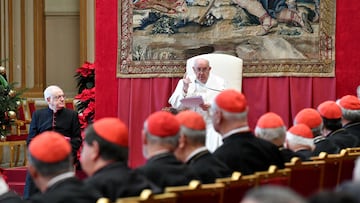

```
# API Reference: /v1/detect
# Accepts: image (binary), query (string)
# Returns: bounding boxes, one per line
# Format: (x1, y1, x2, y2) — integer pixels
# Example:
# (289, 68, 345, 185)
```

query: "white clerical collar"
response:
(47, 171, 75, 189)
(222, 126, 250, 139)
(185, 146, 208, 163)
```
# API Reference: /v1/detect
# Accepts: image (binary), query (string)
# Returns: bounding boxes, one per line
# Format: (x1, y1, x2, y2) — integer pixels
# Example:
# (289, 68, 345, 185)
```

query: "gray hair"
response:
(211, 101, 248, 121)
(255, 126, 287, 142)
(143, 122, 179, 147)
(180, 126, 206, 145)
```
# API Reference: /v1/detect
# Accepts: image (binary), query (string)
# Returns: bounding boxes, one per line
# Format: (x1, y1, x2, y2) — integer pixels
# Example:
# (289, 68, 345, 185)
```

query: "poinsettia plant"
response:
(75, 62, 95, 130)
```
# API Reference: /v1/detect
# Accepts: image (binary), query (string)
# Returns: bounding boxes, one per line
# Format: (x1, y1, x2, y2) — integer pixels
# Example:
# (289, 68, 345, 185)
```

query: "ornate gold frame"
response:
(117, 0, 335, 78)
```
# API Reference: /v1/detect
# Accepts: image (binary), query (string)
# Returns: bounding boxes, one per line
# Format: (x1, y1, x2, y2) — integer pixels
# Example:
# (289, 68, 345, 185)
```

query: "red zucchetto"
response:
(176, 110, 206, 130)
(317, 101, 342, 119)
(256, 112, 285, 128)
(294, 108, 322, 129)
(146, 111, 180, 137)
(29, 131, 71, 163)
(93, 117, 129, 147)
(338, 95, 360, 110)
(215, 89, 247, 113)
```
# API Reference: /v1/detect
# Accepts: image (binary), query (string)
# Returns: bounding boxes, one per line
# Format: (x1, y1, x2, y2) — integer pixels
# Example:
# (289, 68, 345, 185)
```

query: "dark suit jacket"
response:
(84, 162, 161, 202)
(186, 149, 232, 183)
(327, 128, 360, 149)
(30, 177, 99, 203)
(294, 149, 313, 161)
(0, 191, 24, 203)
(312, 136, 340, 156)
(27, 107, 82, 160)
(344, 122, 360, 140)
(136, 152, 199, 189)
(213, 131, 285, 175)
(279, 147, 304, 162)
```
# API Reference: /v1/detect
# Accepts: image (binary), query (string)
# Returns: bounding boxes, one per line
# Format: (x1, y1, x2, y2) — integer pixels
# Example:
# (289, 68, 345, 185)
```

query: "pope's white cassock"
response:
(168, 73, 226, 152)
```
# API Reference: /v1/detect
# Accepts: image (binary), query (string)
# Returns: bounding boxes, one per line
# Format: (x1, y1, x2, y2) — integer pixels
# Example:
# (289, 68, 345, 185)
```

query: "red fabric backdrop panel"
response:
(96, 0, 357, 168)
(335, 0, 360, 97)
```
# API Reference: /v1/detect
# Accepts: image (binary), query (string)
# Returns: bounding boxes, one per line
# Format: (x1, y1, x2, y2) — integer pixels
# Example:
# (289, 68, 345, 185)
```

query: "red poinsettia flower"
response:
(76, 61, 95, 77)
(75, 87, 95, 102)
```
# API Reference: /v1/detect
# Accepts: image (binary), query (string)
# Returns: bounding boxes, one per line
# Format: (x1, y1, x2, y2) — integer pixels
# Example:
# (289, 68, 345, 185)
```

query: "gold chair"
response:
(0, 140, 27, 167)
(311, 152, 343, 189)
(215, 172, 258, 203)
(116, 189, 177, 203)
(97, 197, 111, 203)
(255, 165, 291, 186)
(285, 157, 325, 197)
(165, 180, 224, 203)
(345, 147, 360, 154)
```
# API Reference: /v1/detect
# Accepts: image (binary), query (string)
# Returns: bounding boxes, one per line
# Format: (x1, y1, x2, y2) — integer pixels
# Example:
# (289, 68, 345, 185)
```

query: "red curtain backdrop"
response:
(95, 0, 360, 168)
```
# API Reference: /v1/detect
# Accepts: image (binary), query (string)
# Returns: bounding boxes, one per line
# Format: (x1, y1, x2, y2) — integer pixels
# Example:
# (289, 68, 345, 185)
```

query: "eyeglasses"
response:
(52, 95, 66, 100)
(194, 67, 210, 73)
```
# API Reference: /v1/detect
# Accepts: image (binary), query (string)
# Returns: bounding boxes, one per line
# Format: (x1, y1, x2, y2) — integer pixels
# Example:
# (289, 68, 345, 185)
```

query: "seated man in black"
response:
(81, 117, 160, 202)
(211, 89, 285, 175)
(174, 110, 232, 183)
(136, 111, 198, 189)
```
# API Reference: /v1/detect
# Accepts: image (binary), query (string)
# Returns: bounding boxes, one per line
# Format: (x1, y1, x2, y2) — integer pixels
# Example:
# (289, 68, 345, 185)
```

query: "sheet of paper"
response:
(180, 96, 204, 108)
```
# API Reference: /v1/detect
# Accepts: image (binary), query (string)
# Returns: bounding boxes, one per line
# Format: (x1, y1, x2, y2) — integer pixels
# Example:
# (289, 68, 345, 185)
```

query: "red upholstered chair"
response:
(65, 98, 75, 110)
(215, 172, 258, 203)
(255, 165, 291, 186)
(311, 152, 343, 190)
(27, 99, 36, 118)
(337, 148, 360, 185)
(285, 157, 325, 197)
(165, 180, 224, 203)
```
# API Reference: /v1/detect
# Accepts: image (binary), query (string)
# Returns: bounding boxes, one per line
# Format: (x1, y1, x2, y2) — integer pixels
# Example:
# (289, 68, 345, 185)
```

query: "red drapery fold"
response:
(96, 0, 359, 168)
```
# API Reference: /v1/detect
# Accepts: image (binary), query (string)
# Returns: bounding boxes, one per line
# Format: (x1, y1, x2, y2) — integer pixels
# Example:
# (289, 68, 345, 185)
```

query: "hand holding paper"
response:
(180, 96, 204, 108)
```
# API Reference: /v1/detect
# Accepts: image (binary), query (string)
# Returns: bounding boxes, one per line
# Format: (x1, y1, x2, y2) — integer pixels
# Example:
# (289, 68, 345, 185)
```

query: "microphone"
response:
(195, 80, 223, 92)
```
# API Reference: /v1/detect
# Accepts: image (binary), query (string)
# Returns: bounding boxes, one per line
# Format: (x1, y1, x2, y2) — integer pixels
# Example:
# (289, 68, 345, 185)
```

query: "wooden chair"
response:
(0, 140, 27, 167)
(165, 180, 224, 203)
(97, 198, 111, 203)
(215, 172, 258, 203)
(255, 165, 291, 186)
(337, 148, 360, 184)
(311, 152, 343, 190)
(346, 147, 360, 154)
(116, 189, 177, 203)
(285, 157, 325, 197)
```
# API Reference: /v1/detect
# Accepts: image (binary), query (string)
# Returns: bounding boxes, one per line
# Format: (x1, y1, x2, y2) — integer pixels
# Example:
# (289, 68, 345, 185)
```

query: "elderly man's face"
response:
(47, 88, 65, 111)
(193, 59, 211, 84)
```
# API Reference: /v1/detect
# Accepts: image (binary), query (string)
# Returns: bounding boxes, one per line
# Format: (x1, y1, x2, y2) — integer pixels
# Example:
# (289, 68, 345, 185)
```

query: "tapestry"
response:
(117, 0, 336, 78)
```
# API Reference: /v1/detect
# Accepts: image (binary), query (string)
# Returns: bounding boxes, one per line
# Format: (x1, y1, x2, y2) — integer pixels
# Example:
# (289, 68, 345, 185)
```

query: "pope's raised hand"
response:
(182, 73, 191, 94)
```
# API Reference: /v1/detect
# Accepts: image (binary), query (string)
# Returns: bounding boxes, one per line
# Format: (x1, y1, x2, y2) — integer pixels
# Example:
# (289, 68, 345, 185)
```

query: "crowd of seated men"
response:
(1, 88, 360, 202)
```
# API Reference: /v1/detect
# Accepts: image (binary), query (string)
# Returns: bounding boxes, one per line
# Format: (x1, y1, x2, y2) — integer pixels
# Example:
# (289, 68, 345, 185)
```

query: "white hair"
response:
(286, 131, 314, 149)
(43, 85, 62, 101)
